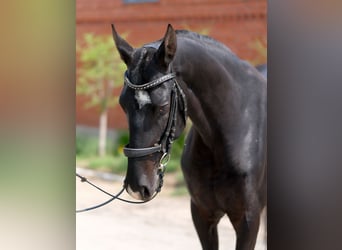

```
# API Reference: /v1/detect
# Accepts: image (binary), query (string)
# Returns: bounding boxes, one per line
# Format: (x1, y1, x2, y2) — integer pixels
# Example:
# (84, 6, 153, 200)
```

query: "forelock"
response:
(129, 48, 145, 82)
(130, 47, 153, 84)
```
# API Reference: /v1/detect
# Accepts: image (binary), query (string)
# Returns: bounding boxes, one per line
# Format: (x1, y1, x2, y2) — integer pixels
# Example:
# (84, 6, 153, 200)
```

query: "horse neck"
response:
(174, 42, 241, 146)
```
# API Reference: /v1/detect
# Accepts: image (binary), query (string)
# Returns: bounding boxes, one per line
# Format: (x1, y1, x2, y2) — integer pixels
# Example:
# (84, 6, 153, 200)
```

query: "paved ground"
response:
(76, 169, 266, 250)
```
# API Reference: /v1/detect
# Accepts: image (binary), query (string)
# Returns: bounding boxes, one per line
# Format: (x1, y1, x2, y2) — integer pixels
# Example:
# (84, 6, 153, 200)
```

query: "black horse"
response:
(112, 24, 266, 250)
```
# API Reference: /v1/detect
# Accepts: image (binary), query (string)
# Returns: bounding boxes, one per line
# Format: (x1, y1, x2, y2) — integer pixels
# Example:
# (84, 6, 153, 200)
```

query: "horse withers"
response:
(112, 24, 266, 250)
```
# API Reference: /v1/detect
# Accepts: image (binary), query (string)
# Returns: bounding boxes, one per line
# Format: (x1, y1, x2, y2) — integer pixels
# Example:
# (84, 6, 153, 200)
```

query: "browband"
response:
(124, 71, 176, 90)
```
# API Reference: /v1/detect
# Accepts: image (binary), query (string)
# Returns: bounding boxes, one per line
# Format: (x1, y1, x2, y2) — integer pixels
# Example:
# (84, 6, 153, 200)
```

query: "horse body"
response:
(112, 24, 266, 250)
(173, 32, 266, 250)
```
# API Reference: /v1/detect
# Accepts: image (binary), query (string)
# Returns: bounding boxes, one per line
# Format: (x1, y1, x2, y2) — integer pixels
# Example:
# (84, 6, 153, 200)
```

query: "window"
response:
(123, 0, 159, 3)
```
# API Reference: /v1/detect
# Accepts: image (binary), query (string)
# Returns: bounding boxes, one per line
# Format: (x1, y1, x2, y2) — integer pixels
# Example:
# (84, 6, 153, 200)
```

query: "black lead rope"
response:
(76, 169, 164, 213)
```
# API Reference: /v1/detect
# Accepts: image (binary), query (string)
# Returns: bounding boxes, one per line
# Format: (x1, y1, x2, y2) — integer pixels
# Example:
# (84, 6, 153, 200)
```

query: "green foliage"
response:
(88, 155, 127, 174)
(113, 130, 129, 156)
(76, 33, 127, 112)
(165, 159, 180, 173)
(171, 171, 188, 196)
(76, 131, 129, 174)
(76, 135, 97, 157)
(181, 24, 211, 36)
(76, 134, 114, 157)
(249, 37, 267, 66)
(164, 132, 186, 173)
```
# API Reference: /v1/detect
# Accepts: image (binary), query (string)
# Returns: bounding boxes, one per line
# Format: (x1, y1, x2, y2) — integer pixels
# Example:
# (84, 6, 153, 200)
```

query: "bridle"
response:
(76, 69, 187, 213)
(123, 69, 187, 160)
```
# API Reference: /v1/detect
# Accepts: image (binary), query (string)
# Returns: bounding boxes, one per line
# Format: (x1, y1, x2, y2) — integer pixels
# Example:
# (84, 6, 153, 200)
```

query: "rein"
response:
(76, 70, 187, 213)
(76, 170, 163, 213)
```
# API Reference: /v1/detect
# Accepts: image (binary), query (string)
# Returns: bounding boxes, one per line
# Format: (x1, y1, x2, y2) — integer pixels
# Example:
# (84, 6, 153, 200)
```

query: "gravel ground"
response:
(76, 169, 267, 250)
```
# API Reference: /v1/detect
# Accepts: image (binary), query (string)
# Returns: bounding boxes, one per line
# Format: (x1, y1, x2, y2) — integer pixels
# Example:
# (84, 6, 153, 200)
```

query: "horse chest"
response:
(182, 158, 241, 209)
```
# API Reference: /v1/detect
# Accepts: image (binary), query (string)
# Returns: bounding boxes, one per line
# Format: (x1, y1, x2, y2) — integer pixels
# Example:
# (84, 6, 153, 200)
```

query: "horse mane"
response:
(143, 29, 248, 76)
(176, 30, 225, 49)
(175, 30, 235, 56)
(144, 29, 234, 56)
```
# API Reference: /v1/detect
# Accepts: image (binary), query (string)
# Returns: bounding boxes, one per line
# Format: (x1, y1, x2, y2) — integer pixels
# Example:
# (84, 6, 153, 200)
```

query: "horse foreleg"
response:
(235, 213, 260, 250)
(191, 200, 222, 250)
(228, 198, 261, 250)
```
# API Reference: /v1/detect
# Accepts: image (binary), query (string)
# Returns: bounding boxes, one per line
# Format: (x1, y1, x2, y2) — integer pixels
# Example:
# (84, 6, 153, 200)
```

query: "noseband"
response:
(123, 70, 187, 165)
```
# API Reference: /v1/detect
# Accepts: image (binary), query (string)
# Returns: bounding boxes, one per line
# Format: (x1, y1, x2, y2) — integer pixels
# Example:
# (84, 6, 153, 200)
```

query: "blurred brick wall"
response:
(76, 0, 266, 129)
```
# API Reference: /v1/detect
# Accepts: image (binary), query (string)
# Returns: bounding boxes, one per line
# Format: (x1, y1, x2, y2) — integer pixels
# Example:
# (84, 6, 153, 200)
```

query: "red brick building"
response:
(76, 0, 267, 129)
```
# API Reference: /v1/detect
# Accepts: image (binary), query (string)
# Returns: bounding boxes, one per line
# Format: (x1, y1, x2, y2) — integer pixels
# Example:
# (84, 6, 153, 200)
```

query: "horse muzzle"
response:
(124, 161, 160, 201)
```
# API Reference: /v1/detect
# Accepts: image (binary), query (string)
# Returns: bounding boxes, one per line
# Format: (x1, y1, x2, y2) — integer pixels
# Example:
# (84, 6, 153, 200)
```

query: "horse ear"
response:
(156, 24, 177, 70)
(111, 24, 133, 66)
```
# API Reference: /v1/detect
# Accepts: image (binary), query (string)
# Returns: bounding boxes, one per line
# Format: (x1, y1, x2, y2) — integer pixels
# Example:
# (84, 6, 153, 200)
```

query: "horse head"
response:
(112, 24, 187, 200)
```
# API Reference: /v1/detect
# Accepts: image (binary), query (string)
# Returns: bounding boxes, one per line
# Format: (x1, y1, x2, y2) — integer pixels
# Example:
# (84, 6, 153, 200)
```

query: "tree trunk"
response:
(98, 109, 108, 157)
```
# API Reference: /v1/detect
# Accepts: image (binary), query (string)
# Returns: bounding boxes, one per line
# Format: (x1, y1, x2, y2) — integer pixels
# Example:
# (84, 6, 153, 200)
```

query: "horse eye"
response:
(158, 104, 169, 115)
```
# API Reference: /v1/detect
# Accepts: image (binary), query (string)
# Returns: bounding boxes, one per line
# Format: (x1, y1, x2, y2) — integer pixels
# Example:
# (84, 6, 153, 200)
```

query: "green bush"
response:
(76, 130, 128, 157)
(165, 158, 180, 173)
(112, 130, 129, 156)
(165, 132, 186, 172)
(76, 135, 99, 157)
(88, 155, 127, 174)
(171, 171, 188, 196)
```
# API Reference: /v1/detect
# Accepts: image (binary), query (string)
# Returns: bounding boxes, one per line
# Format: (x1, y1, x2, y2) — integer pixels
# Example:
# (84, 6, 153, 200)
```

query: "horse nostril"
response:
(140, 185, 152, 200)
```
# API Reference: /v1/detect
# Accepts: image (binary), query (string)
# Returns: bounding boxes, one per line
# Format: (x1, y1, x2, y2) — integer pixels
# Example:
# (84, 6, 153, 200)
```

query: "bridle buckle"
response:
(158, 152, 171, 172)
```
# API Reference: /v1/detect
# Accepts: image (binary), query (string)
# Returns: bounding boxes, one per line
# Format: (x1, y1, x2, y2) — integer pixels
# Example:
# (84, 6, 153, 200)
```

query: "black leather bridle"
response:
(123, 70, 187, 167)
(76, 69, 187, 213)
